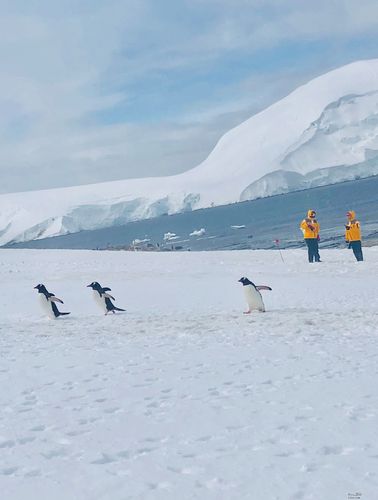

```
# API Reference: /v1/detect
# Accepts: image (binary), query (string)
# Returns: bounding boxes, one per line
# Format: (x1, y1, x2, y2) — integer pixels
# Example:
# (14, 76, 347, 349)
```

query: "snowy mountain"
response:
(1, 59, 378, 245)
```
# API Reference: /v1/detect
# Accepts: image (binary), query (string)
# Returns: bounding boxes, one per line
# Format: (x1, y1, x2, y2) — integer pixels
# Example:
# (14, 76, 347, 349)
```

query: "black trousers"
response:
(350, 240, 363, 261)
(305, 238, 320, 262)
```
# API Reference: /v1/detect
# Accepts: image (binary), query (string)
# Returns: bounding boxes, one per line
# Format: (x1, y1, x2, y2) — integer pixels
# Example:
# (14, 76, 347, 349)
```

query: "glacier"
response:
(1, 59, 378, 245)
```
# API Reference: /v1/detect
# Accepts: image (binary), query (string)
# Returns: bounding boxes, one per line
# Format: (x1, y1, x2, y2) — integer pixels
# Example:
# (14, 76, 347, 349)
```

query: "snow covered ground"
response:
(1, 248, 378, 499)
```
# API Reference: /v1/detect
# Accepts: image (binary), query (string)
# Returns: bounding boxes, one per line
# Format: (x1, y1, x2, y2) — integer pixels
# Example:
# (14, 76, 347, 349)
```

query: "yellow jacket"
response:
(300, 210, 320, 239)
(345, 211, 361, 241)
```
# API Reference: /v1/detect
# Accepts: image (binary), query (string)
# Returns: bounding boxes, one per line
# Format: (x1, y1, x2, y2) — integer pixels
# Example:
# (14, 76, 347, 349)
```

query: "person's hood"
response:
(307, 209, 316, 218)
(347, 210, 356, 219)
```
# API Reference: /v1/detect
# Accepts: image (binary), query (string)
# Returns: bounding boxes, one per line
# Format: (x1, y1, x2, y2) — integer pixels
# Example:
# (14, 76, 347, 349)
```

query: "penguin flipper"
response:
(256, 285, 272, 291)
(49, 296, 64, 304)
(103, 292, 115, 300)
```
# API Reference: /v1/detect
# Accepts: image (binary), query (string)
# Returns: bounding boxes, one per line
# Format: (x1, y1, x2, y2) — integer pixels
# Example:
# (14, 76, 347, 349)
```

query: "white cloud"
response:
(0, 0, 377, 193)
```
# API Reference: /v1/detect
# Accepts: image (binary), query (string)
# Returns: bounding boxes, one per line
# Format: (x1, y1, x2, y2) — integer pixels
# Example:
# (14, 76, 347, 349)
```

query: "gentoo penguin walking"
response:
(238, 277, 272, 313)
(34, 284, 70, 319)
(87, 282, 126, 315)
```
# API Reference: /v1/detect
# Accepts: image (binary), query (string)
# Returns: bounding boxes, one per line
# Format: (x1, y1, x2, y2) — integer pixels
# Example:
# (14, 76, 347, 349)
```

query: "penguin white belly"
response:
(38, 295, 56, 319)
(244, 285, 265, 312)
(92, 291, 107, 313)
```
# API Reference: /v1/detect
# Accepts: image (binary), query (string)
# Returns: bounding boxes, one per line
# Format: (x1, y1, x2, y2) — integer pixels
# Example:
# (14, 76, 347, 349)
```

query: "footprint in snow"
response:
(0, 440, 15, 448)
(41, 448, 66, 459)
(24, 469, 41, 477)
(1, 467, 18, 476)
(91, 453, 117, 465)
(29, 425, 46, 432)
(103, 407, 121, 414)
(18, 436, 36, 445)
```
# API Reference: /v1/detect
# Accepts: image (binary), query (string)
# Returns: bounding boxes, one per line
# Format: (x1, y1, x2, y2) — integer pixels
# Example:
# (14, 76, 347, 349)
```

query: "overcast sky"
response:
(1, 0, 377, 193)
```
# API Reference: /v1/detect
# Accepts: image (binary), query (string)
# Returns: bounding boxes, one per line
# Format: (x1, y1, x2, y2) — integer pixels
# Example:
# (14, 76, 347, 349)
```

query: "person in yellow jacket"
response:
(345, 210, 363, 261)
(300, 209, 321, 262)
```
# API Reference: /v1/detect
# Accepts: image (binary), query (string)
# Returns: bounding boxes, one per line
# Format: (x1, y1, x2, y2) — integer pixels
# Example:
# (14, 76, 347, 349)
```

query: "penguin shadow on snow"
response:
(87, 282, 126, 316)
(238, 277, 272, 314)
(34, 284, 70, 320)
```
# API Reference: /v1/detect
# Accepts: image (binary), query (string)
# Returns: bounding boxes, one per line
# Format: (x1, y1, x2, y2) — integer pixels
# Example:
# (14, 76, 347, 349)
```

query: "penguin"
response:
(87, 282, 126, 315)
(34, 284, 70, 319)
(238, 277, 272, 313)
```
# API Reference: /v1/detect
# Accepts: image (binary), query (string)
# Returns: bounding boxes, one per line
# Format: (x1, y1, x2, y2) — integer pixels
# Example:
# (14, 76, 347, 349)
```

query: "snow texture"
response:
(1, 248, 378, 499)
(1, 59, 378, 245)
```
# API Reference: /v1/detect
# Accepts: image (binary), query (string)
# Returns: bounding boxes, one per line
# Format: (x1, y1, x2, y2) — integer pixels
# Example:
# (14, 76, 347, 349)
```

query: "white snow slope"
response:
(1, 59, 378, 245)
(1, 248, 378, 499)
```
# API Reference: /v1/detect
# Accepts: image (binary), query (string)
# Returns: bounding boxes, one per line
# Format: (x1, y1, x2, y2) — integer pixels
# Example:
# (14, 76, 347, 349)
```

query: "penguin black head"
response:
(87, 281, 101, 290)
(238, 277, 255, 286)
(34, 283, 50, 298)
